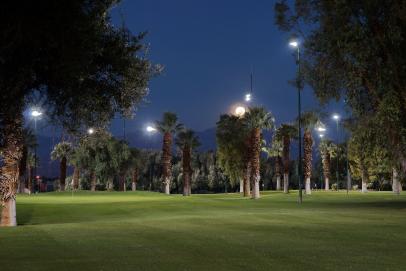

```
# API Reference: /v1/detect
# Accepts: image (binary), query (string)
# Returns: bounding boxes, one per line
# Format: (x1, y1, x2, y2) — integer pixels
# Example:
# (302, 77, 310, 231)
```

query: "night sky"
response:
(107, 0, 343, 135)
(32, 0, 345, 176)
(31, 0, 346, 138)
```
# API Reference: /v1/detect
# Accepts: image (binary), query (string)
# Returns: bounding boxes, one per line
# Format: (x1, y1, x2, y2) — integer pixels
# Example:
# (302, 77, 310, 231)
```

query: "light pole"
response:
(319, 133, 325, 190)
(290, 39, 303, 204)
(332, 114, 340, 191)
(146, 125, 157, 191)
(31, 109, 42, 193)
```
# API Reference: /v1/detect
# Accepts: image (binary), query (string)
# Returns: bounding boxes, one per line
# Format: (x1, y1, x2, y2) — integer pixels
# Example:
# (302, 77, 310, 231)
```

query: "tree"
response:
(108, 139, 132, 192)
(216, 114, 249, 195)
(156, 112, 183, 195)
(274, 0, 406, 188)
(0, 0, 155, 226)
(299, 111, 322, 195)
(262, 135, 283, 190)
(243, 107, 275, 199)
(51, 141, 73, 191)
(275, 124, 297, 193)
(319, 139, 336, 191)
(129, 148, 144, 192)
(176, 129, 200, 196)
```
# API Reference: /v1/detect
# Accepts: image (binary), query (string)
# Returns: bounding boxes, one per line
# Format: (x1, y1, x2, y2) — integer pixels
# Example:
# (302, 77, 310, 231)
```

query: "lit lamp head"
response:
(245, 93, 252, 102)
(332, 114, 340, 121)
(234, 106, 246, 117)
(319, 134, 324, 139)
(289, 40, 298, 48)
(146, 126, 157, 133)
(87, 128, 95, 135)
(315, 120, 326, 133)
(31, 110, 42, 118)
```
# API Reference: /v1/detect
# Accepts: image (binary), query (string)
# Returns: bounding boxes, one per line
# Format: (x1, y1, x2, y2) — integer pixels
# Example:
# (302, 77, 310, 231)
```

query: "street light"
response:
(245, 93, 252, 102)
(31, 108, 43, 193)
(289, 39, 303, 204)
(318, 133, 324, 189)
(146, 126, 157, 133)
(332, 114, 340, 191)
(234, 106, 246, 117)
(87, 128, 95, 135)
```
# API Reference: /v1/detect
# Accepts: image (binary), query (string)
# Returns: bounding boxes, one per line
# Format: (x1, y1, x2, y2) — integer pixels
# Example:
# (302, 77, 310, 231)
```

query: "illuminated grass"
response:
(1, 191, 405, 271)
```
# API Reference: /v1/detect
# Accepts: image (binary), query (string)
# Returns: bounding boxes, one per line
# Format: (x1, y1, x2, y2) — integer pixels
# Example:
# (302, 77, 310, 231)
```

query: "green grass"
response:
(1, 191, 406, 271)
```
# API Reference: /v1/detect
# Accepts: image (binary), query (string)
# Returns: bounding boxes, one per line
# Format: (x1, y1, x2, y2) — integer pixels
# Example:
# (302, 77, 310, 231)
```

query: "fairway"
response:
(1, 191, 406, 271)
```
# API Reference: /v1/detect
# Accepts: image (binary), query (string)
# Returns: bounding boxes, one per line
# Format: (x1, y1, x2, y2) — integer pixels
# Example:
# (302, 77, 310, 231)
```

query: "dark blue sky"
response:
(108, 0, 344, 135)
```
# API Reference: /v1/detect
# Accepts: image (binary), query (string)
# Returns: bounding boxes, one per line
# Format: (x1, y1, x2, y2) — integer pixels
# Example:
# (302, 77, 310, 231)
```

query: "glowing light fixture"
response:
(146, 126, 157, 133)
(88, 128, 95, 135)
(289, 40, 298, 48)
(332, 114, 340, 120)
(31, 110, 42, 118)
(245, 93, 251, 102)
(235, 106, 246, 117)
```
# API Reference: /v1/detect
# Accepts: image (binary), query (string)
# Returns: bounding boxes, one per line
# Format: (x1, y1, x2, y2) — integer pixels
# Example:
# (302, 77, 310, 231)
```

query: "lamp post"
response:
(31, 109, 42, 193)
(332, 114, 340, 191)
(146, 125, 157, 191)
(290, 39, 303, 204)
(319, 133, 324, 190)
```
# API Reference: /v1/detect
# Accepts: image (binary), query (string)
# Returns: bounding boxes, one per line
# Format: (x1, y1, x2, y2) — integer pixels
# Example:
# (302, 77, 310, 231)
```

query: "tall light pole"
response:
(245, 70, 253, 102)
(31, 109, 42, 193)
(332, 114, 340, 191)
(290, 39, 303, 204)
(319, 133, 325, 190)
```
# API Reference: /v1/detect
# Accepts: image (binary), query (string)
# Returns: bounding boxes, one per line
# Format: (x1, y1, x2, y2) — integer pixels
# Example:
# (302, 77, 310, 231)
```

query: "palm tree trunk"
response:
(325, 177, 329, 191)
(243, 162, 251, 197)
(239, 178, 244, 193)
(283, 135, 290, 194)
(322, 153, 331, 191)
(72, 167, 80, 190)
(276, 175, 281, 191)
(90, 171, 97, 192)
(275, 156, 281, 191)
(361, 167, 368, 193)
(161, 132, 172, 195)
(0, 111, 23, 227)
(303, 130, 313, 195)
(118, 174, 126, 191)
(132, 169, 138, 191)
(283, 173, 289, 193)
(59, 156, 67, 191)
(250, 128, 261, 199)
(392, 167, 400, 195)
(182, 146, 191, 196)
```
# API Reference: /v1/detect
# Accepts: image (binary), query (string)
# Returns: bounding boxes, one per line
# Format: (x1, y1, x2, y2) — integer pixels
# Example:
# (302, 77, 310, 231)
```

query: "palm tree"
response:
(176, 129, 200, 196)
(51, 141, 73, 191)
(156, 112, 184, 194)
(243, 107, 275, 199)
(275, 124, 297, 194)
(262, 135, 283, 190)
(299, 111, 322, 195)
(319, 139, 336, 191)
